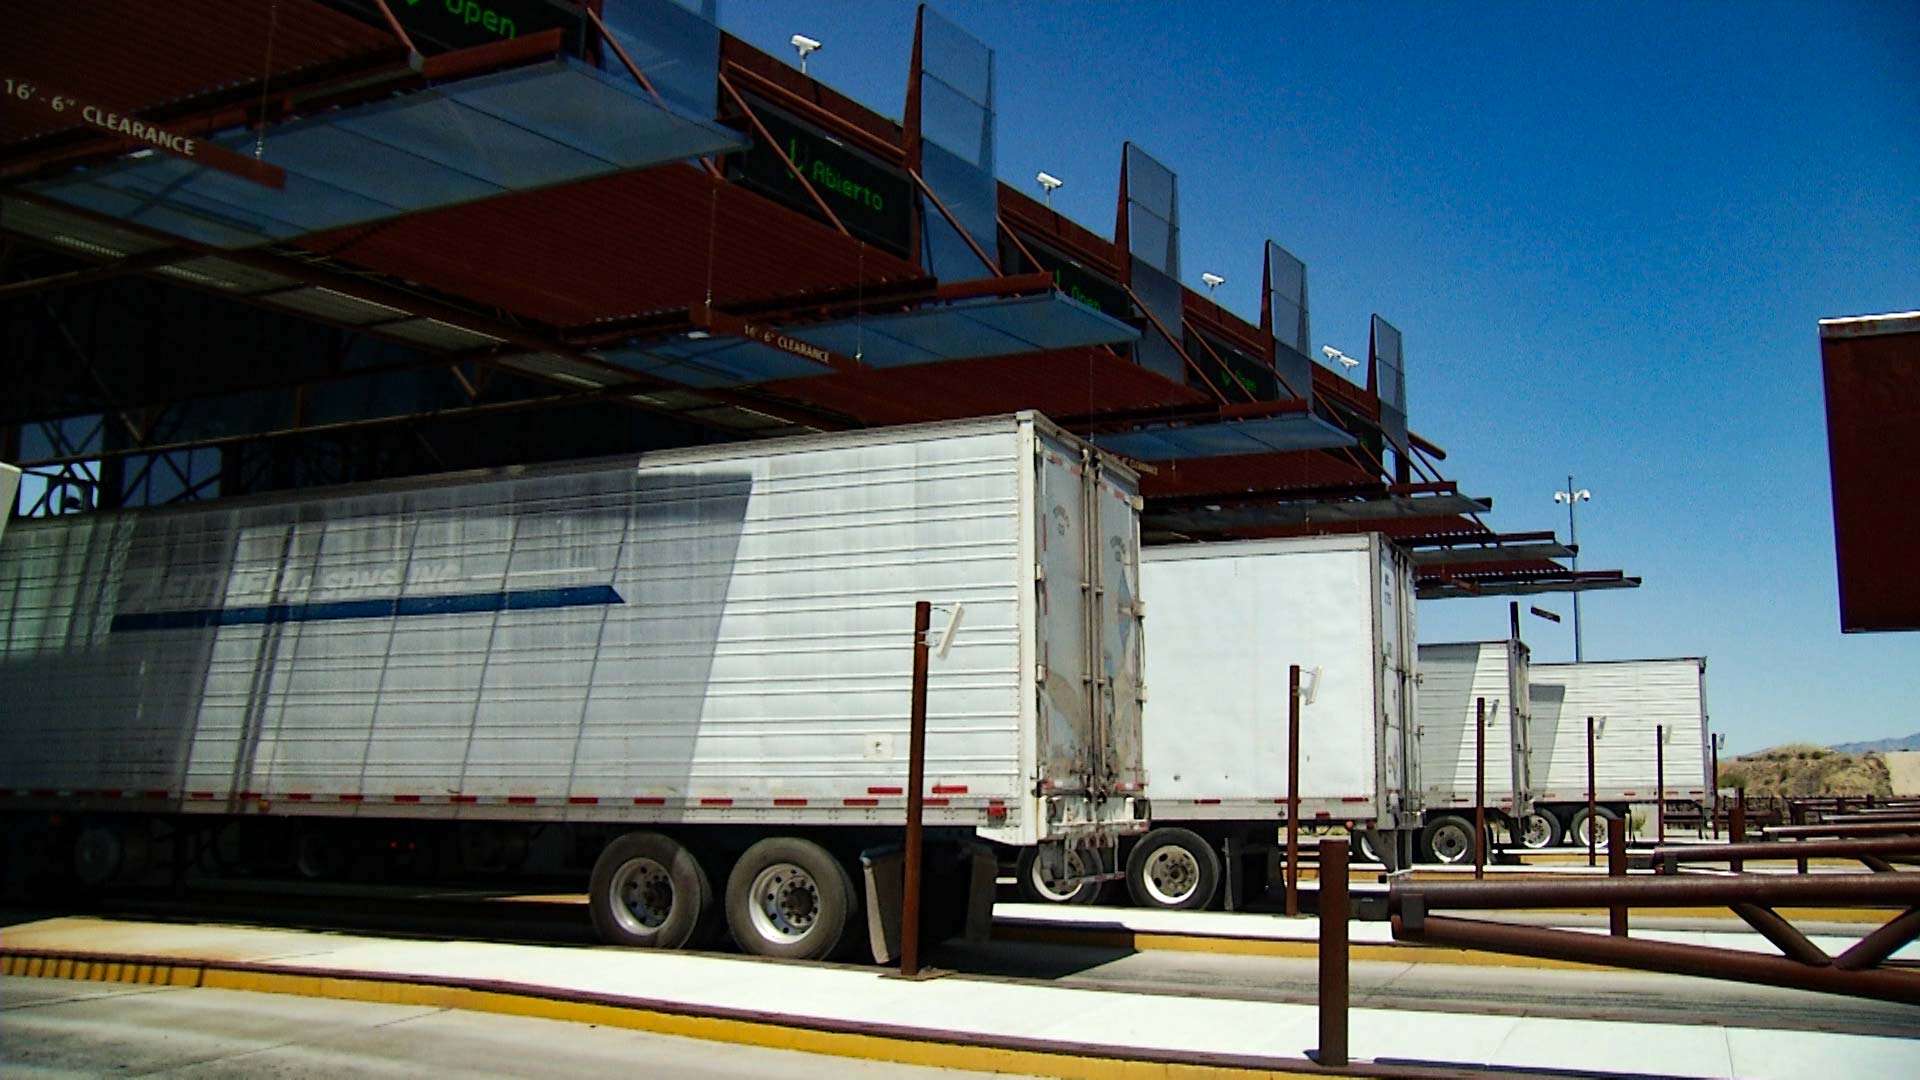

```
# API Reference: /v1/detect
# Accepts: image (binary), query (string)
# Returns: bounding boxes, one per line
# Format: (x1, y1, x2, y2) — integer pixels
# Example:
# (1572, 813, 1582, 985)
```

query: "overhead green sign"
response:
(1012, 239, 1131, 319)
(729, 97, 913, 256)
(319, 0, 583, 54)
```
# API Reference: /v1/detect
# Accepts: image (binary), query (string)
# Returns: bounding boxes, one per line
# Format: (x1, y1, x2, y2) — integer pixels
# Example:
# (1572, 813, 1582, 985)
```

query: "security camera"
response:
(790, 34, 822, 71)
(1201, 272, 1225, 290)
(1322, 345, 1360, 369)
(1036, 172, 1063, 192)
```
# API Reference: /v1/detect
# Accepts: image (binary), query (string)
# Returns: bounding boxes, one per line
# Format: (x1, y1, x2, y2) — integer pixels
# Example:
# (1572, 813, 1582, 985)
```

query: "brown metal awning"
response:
(1417, 568, 1641, 600)
(1144, 489, 1491, 537)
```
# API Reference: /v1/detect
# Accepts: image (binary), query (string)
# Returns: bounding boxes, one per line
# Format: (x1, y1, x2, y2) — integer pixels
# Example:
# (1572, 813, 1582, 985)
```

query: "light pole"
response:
(1553, 476, 1592, 661)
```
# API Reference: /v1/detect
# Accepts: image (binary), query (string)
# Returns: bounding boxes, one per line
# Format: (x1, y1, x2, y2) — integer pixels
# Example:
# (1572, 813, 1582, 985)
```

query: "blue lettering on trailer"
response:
(109, 585, 623, 633)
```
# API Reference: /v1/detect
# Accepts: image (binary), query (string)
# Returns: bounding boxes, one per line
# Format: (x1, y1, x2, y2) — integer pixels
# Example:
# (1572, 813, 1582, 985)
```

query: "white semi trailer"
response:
(1412, 640, 1534, 862)
(0, 412, 1147, 960)
(1018, 534, 1419, 909)
(1525, 658, 1712, 848)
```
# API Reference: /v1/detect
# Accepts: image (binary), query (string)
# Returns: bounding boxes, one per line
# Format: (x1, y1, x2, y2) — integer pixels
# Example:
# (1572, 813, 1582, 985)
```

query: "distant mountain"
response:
(1831, 732, 1920, 753)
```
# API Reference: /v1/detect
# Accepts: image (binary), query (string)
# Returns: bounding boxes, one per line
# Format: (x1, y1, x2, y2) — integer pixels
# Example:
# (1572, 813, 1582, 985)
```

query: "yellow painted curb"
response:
(992, 923, 1616, 972)
(2, 951, 1333, 1080)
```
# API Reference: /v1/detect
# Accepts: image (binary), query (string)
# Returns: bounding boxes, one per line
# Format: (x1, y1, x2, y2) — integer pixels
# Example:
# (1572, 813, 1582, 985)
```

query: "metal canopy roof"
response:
(1417, 570, 1642, 600)
(1092, 413, 1355, 461)
(787, 292, 1141, 368)
(596, 290, 1140, 389)
(29, 56, 747, 250)
(1144, 490, 1491, 535)
(1404, 529, 1577, 567)
(601, 334, 833, 389)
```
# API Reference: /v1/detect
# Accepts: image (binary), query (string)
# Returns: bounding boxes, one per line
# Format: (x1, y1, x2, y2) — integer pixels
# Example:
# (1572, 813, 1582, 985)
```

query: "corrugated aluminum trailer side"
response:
(0, 412, 1145, 960)
(1413, 640, 1534, 863)
(1016, 534, 1419, 909)
(1526, 658, 1711, 848)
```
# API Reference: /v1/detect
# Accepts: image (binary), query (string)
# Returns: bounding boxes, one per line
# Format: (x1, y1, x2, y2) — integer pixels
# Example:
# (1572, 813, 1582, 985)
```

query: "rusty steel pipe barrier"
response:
(1764, 821, 1920, 840)
(1606, 816, 1627, 936)
(1286, 664, 1301, 918)
(1388, 873, 1920, 1005)
(1731, 793, 1747, 872)
(1316, 837, 1349, 1068)
(1646, 835, 1920, 875)
(900, 600, 932, 978)
(1475, 696, 1486, 880)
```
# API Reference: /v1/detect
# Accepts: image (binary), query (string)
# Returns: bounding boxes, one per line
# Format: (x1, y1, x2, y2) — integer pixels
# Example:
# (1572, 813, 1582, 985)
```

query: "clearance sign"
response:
(3, 76, 284, 189)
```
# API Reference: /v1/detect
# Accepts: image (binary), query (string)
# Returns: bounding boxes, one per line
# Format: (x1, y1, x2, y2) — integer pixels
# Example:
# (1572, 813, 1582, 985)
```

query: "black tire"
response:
(1015, 845, 1102, 905)
(725, 837, 858, 960)
(1125, 828, 1220, 910)
(1518, 811, 1561, 850)
(293, 825, 349, 881)
(1421, 814, 1479, 865)
(589, 832, 716, 950)
(1567, 807, 1620, 851)
(72, 822, 129, 887)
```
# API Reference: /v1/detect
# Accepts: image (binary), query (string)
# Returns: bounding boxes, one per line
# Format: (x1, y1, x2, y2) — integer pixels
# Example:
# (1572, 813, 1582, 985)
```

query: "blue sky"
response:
(715, 1, 1920, 754)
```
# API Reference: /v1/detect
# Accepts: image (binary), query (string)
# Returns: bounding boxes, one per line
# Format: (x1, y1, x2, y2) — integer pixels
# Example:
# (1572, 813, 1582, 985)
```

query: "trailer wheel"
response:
(1421, 815, 1479, 865)
(74, 822, 146, 887)
(1125, 828, 1220, 910)
(1567, 807, 1619, 851)
(293, 825, 349, 881)
(725, 837, 857, 960)
(1518, 811, 1561, 850)
(1354, 832, 1383, 864)
(589, 832, 715, 950)
(1015, 846, 1101, 905)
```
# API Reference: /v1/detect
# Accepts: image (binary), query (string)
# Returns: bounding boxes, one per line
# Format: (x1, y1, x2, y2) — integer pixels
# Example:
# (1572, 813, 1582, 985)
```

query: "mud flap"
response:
(861, 843, 999, 963)
(1357, 827, 1399, 871)
(962, 843, 996, 944)
(860, 846, 903, 964)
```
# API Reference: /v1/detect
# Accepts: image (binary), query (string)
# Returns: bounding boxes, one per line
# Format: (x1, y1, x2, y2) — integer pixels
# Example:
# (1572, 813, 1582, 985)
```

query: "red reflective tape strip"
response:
(924, 798, 949, 807)
(931, 785, 968, 795)
(1193, 798, 1222, 805)
(394, 795, 422, 804)
(507, 796, 538, 805)
(97, 789, 122, 798)
(238, 792, 262, 801)
(1315, 811, 1332, 818)
(844, 798, 879, 807)
(1688, 789, 1704, 795)
(339, 794, 364, 803)
(1342, 797, 1370, 803)
(568, 797, 599, 805)
(868, 786, 904, 796)
(1622, 792, 1638, 797)
(774, 798, 808, 807)
(700, 798, 734, 807)
(450, 795, 478, 804)
(144, 789, 170, 799)
(287, 793, 313, 802)
(189, 791, 215, 800)
(632, 797, 666, 806)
